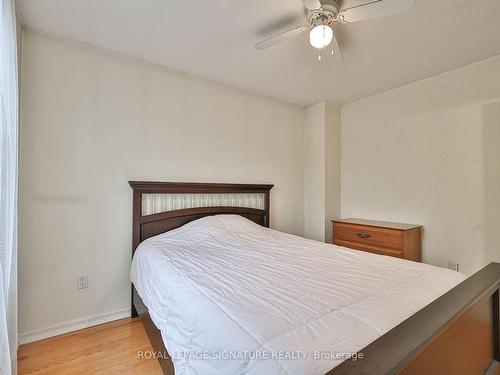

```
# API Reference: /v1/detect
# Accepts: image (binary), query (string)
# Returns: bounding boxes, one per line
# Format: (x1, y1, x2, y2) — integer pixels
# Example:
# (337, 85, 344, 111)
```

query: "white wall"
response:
(19, 31, 305, 340)
(341, 55, 500, 275)
(304, 102, 341, 242)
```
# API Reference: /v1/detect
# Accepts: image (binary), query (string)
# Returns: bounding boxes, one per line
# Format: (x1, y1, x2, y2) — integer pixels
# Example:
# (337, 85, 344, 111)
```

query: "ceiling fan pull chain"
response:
(318, 49, 322, 61)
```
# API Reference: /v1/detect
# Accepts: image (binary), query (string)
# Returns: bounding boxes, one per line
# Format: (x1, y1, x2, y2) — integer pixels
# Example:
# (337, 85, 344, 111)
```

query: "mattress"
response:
(130, 215, 466, 375)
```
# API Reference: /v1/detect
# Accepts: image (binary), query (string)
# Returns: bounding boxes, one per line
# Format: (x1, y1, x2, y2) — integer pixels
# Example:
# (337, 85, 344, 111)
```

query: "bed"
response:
(129, 181, 500, 375)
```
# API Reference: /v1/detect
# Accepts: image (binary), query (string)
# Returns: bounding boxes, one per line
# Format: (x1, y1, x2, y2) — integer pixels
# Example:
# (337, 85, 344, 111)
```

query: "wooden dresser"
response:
(332, 218, 422, 261)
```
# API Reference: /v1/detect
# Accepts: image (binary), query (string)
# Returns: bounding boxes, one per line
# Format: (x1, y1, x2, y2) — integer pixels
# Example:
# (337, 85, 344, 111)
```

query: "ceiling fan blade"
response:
(332, 35, 343, 61)
(256, 13, 305, 37)
(255, 25, 310, 50)
(302, 0, 322, 11)
(338, 0, 415, 23)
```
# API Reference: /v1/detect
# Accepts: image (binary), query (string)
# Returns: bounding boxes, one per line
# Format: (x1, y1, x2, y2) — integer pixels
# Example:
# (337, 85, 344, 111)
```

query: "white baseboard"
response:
(19, 308, 130, 345)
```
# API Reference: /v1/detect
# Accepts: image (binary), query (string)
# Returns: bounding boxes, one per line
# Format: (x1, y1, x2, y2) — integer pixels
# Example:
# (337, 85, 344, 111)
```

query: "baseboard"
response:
(19, 307, 130, 345)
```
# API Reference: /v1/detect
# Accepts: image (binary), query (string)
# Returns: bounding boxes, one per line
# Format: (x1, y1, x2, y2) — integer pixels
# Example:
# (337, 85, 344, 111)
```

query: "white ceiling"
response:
(16, 0, 500, 106)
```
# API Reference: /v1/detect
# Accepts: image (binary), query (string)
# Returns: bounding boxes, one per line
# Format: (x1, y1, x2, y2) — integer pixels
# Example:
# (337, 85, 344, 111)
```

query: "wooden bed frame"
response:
(129, 181, 500, 375)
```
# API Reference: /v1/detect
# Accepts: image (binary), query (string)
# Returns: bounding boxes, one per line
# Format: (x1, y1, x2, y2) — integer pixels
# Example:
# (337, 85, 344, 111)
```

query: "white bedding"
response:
(131, 215, 466, 375)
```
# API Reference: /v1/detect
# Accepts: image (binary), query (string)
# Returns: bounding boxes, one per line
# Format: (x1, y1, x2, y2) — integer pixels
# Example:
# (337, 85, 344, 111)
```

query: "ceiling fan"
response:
(255, 0, 416, 60)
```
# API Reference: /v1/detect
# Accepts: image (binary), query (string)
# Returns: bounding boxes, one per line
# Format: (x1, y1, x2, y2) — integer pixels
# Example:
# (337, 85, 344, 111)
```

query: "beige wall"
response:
(304, 102, 326, 241)
(324, 103, 341, 243)
(304, 102, 341, 242)
(482, 103, 500, 266)
(19, 31, 305, 340)
(341, 56, 500, 275)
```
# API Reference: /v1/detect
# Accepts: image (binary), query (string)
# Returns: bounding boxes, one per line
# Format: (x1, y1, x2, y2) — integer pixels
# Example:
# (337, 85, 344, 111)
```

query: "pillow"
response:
(182, 214, 264, 235)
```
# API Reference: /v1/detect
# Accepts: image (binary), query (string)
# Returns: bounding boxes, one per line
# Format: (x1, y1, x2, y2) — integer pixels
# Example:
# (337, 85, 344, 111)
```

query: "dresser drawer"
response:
(331, 219, 422, 261)
(333, 223, 403, 251)
(333, 223, 403, 250)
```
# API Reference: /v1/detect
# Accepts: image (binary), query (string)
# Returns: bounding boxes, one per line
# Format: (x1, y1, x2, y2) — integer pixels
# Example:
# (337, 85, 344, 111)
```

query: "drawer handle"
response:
(356, 233, 371, 239)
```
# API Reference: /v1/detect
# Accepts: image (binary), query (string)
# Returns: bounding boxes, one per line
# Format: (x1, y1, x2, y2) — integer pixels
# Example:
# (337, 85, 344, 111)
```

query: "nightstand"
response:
(332, 218, 422, 261)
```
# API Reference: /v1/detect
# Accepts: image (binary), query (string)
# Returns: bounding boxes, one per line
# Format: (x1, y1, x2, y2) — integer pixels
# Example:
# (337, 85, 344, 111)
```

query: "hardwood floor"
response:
(18, 318, 163, 375)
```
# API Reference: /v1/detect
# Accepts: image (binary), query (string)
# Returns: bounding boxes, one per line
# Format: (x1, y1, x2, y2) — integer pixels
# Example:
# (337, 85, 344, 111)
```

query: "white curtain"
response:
(0, 0, 18, 373)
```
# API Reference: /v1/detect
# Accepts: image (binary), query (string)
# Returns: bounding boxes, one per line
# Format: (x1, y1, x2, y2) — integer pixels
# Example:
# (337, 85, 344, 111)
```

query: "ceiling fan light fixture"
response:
(309, 24, 333, 49)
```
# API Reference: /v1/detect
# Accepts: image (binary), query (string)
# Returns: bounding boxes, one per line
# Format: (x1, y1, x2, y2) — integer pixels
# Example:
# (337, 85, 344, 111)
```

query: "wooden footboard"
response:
(330, 262, 500, 375)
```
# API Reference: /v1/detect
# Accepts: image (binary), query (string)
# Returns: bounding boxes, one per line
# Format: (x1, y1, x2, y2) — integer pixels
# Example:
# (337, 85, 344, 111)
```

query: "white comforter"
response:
(131, 215, 465, 375)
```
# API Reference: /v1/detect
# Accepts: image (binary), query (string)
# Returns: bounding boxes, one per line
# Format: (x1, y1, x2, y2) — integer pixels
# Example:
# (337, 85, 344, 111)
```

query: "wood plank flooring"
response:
(18, 318, 163, 375)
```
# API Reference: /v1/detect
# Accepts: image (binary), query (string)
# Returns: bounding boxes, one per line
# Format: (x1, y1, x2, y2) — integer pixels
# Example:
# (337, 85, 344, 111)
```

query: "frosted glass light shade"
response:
(309, 25, 333, 49)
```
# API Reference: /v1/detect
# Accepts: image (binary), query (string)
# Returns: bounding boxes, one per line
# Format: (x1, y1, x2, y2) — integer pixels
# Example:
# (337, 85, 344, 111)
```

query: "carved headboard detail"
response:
(129, 181, 273, 255)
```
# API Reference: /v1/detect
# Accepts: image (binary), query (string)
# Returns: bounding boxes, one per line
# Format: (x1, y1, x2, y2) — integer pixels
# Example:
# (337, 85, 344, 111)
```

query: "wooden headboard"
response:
(129, 181, 273, 256)
(128, 181, 273, 344)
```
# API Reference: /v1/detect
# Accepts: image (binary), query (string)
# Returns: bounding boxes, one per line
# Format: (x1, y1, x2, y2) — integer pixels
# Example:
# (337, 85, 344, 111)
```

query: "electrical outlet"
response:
(78, 274, 88, 289)
(447, 261, 460, 272)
